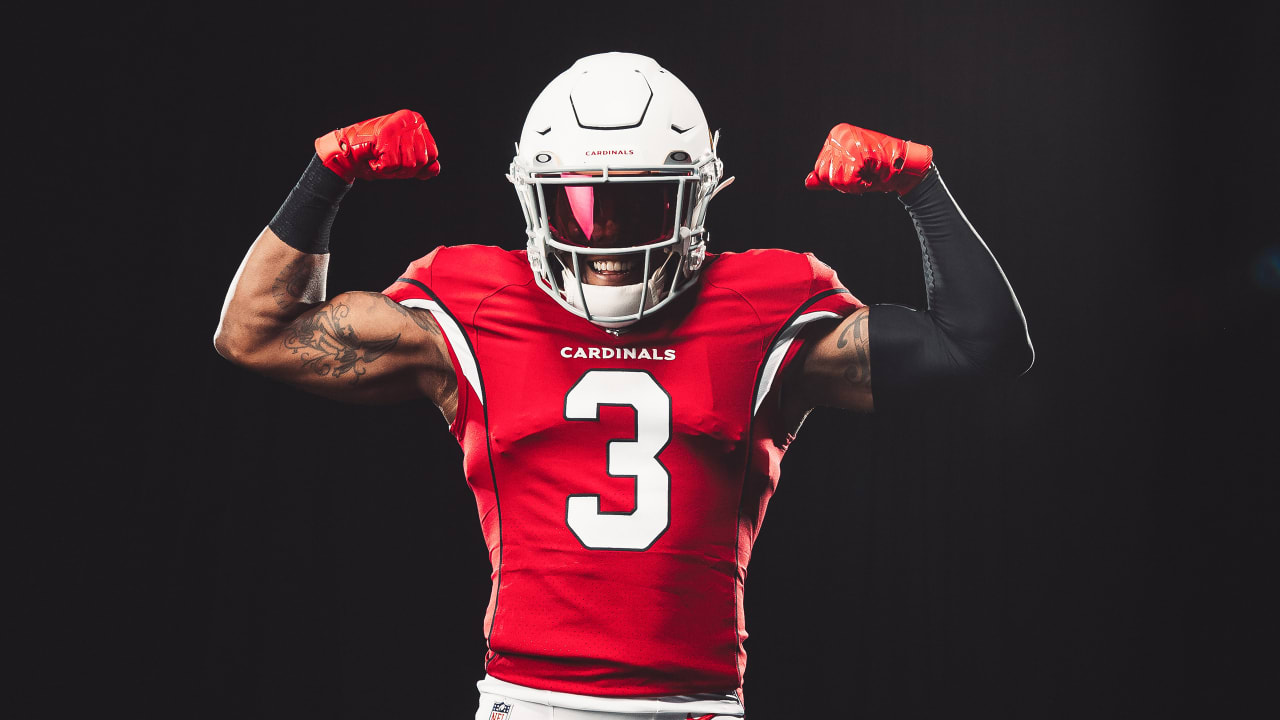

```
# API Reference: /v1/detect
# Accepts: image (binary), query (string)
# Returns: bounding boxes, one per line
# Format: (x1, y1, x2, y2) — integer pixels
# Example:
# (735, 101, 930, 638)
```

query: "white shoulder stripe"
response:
(399, 297, 484, 406)
(753, 310, 840, 416)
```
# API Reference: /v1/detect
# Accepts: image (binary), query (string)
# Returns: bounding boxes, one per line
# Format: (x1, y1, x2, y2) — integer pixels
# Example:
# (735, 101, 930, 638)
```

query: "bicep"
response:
(787, 306, 875, 413)
(256, 291, 456, 406)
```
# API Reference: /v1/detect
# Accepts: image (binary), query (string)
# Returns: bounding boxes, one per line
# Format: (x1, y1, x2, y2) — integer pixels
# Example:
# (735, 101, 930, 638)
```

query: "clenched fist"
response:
(804, 123, 932, 195)
(315, 109, 441, 182)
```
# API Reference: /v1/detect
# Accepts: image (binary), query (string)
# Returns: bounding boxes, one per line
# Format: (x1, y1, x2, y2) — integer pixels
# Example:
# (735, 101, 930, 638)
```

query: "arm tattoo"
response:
(836, 310, 871, 388)
(380, 294, 441, 335)
(271, 256, 323, 310)
(283, 303, 399, 383)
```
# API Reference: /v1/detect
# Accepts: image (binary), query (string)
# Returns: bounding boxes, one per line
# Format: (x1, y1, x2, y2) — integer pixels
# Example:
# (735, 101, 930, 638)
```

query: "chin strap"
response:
(705, 175, 735, 203)
(560, 259, 670, 327)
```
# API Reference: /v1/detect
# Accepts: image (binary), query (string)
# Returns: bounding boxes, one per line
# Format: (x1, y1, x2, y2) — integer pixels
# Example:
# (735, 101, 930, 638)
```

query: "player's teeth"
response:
(592, 259, 633, 273)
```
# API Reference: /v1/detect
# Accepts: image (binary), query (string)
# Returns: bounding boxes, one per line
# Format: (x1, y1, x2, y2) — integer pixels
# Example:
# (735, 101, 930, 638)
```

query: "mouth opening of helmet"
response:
(550, 245, 676, 287)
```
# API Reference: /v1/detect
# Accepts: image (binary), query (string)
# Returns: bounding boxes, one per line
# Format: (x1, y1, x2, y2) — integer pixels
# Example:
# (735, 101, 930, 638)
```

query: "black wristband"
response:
(268, 154, 353, 254)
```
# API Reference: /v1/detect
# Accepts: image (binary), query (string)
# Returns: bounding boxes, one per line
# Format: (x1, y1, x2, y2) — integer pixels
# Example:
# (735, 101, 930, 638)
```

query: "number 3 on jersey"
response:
(563, 370, 672, 551)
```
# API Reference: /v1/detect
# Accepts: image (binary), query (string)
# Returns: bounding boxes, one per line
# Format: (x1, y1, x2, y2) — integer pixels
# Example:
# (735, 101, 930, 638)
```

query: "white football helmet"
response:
(508, 52, 733, 329)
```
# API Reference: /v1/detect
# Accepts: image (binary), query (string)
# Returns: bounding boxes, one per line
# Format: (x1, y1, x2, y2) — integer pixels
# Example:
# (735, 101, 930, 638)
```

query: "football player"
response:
(214, 52, 1033, 720)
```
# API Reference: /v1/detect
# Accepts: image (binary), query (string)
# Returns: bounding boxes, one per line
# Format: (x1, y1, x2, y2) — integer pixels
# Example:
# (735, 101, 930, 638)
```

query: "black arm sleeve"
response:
(869, 165, 1034, 410)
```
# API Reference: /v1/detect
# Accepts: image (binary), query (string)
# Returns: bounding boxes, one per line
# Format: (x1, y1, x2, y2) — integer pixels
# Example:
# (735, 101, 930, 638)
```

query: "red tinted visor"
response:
(545, 181, 679, 249)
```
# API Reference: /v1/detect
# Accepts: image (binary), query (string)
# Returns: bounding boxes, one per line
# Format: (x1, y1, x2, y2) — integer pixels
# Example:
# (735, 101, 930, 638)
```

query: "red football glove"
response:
(804, 123, 932, 195)
(314, 109, 441, 182)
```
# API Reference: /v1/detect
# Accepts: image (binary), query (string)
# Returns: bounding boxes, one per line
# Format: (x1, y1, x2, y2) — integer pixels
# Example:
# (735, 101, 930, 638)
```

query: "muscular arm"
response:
(216, 111, 452, 414)
(789, 166, 1034, 414)
(214, 226, 457, 416)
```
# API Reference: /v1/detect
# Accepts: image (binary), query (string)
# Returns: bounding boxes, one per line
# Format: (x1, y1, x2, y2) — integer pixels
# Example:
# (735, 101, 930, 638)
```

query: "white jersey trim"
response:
(476, 675, 743, 716)
(399, 297, 485, 406)
(752, 310, 840, 415)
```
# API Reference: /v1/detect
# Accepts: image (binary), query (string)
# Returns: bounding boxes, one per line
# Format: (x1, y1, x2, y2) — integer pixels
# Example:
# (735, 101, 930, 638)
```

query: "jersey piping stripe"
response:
(395, 276, 506, 665)
(398, 295, 485, 406)
(735, 285, 849, 688)
(752, 310, 840, 415)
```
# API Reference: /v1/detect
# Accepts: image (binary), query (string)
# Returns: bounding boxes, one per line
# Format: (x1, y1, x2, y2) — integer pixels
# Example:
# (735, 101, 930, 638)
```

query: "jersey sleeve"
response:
(750, 252, 863, 417)
(804, 252, 864, 312)
(382, 246, 441, 302)
(381, 246, 485, 441)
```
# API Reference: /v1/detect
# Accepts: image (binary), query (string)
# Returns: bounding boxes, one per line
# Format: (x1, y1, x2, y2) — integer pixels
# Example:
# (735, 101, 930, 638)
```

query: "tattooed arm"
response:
(784, 307, 874, 416)
(214, 226, 457, 417)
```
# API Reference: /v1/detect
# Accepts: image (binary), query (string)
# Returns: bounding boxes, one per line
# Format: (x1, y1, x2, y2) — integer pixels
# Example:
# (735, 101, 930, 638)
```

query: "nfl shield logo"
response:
(490, 701, 512, 720)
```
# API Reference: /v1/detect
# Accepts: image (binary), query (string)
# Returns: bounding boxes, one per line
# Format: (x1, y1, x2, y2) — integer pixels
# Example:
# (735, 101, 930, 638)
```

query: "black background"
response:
(29, 2, 1279, 718)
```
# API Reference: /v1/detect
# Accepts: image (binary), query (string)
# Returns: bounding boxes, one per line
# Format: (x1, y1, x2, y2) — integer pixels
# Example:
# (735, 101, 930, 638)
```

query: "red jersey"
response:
(383, 246, 860, 698)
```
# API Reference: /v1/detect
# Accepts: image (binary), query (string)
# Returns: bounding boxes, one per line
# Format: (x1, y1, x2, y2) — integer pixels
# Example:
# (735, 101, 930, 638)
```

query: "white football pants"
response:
(475, 692, 740, 720)
(475, 675, 744, 720)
